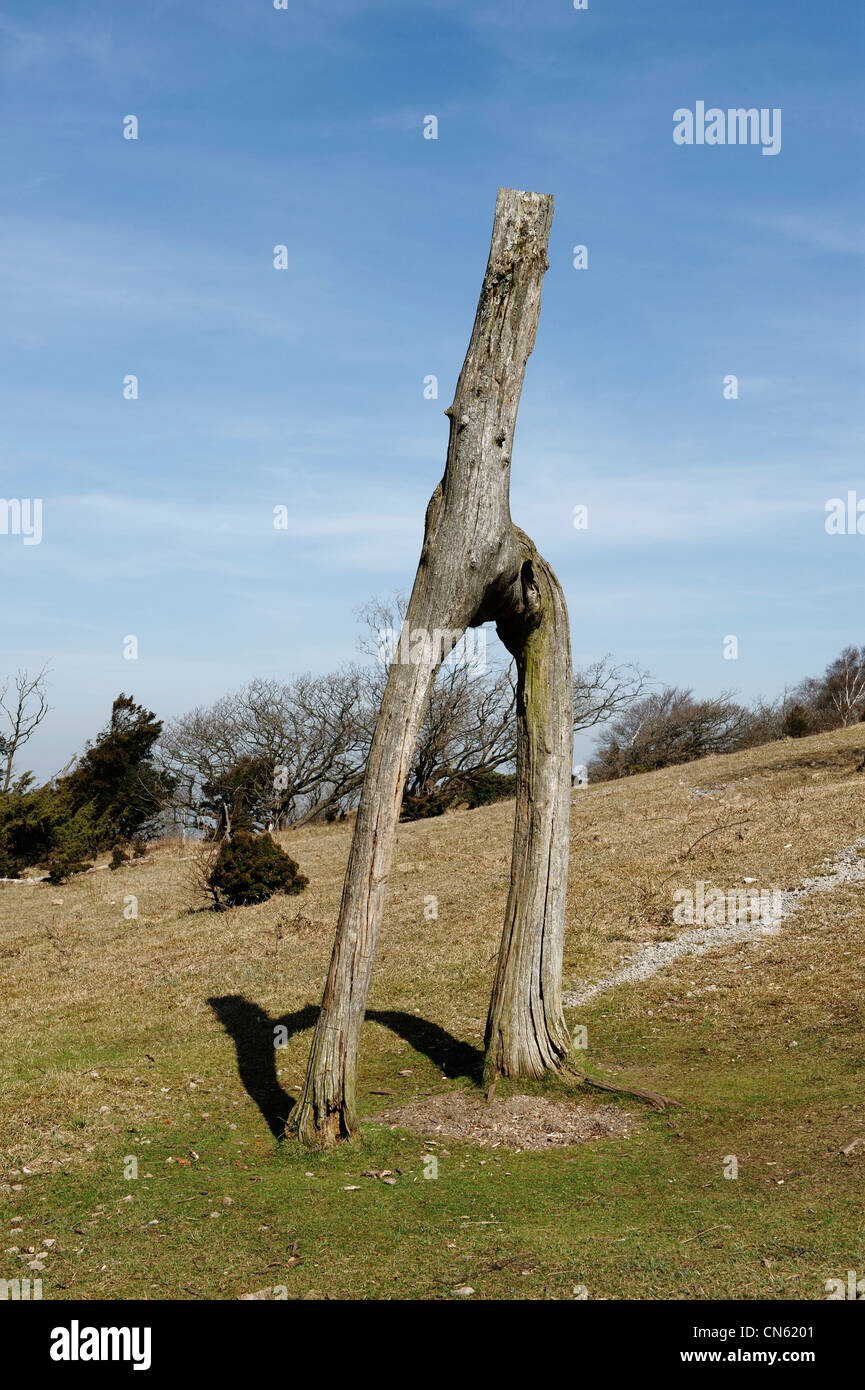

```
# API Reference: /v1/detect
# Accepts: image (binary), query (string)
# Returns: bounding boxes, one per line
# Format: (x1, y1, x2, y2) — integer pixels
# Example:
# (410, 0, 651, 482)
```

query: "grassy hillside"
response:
(2, 725, 864, 1300)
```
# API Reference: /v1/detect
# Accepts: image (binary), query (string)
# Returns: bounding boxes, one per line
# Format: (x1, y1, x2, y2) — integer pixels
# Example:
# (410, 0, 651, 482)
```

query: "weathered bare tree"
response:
(780, 645, 865, 735)
(589, 685, 750, 780)
(159, 670, 372, 831)
(290, 188, 574, 1145)
(363, 599, 650, 792)
(0, 665, 51, 792)
(357, 592, 517, 800)
(573, 655, 652, 734)
(823, 645, 865, 727)
(161, 611, 648, 835)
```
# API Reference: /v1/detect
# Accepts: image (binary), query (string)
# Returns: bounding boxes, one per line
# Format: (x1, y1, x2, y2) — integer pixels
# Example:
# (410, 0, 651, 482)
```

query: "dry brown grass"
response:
(2, 725, 864, 1301)
(0, 724, 863, 1179)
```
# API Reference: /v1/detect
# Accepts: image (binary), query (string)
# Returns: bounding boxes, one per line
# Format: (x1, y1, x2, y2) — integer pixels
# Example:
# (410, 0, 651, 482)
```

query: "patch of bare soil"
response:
(364, 1091, 633, 1150)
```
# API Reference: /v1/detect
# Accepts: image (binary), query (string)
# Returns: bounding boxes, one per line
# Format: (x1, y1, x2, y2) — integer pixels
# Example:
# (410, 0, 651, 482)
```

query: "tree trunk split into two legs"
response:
(290, 188, 573, 1146)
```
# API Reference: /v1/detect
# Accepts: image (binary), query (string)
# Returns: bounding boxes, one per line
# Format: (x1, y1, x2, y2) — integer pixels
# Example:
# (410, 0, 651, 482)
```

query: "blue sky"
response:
(0, 0, 862, 777)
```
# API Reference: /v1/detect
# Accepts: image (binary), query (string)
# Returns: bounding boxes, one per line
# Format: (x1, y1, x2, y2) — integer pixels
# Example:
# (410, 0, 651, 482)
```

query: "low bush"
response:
(207, 829, 308, 908)
(400, 768, 516, 820)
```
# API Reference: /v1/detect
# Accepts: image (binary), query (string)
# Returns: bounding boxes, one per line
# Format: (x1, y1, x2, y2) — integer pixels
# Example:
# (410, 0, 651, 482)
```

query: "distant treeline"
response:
(1, 601, 862, 879)
(588, 644, 865, 781)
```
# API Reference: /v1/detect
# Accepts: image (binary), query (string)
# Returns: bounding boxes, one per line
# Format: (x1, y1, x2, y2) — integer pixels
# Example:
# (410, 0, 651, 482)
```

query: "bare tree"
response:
(361, 604, 649, 796)
(589, 686, 749, 780)
(823, 645, 865, 726)
(357, 593, 516, 800)
(573, 655, 652, 733)
(290, 188, 573, 1146)
(784, 645, 865, 734)
(0, 665, 51, 792)
(164, 607, 649, 841)
(159, 669, 373, 832)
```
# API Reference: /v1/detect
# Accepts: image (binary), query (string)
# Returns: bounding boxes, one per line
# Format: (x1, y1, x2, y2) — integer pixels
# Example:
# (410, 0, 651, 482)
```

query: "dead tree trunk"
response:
(290, 187, 573, 1146)
(484, 542, 573, 1086)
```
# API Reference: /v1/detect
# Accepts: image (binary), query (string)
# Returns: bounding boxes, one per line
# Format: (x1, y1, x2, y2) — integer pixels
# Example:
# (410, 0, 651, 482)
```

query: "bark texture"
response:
(484, 537, 574, 1085)
(290, 188, 573, 1146)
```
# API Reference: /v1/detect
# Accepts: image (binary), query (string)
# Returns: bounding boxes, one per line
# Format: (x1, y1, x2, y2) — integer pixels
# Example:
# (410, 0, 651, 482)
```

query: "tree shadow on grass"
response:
(207, 997, 316, 1139)
(366, 1010, 483, 1084)
(207, 996, 483, 1138)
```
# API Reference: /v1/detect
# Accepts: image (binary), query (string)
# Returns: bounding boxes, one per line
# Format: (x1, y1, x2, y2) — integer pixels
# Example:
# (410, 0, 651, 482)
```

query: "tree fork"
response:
(289, 188, 573, 1146)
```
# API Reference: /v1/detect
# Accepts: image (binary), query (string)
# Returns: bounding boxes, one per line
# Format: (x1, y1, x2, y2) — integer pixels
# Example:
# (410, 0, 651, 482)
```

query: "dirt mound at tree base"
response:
(364, 1091, 633, 1150)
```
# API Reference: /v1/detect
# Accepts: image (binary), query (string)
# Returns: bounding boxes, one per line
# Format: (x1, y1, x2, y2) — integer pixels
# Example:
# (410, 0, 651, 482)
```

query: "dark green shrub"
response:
(208, 829, 308, 908)
(61, 694, 173, 845)
(783, 703, 810, 739)
(400, 791, 448, 822)
(45, 857, 92, 885)
(109, 846, 129, 871)
(453, 769, 516, 808)
(0, 694, 172, 879)
(39, 804, 96, 883)
(401, 768, 516, 821)
(0, 776, 55, 876)
(201, 755, 274, 834)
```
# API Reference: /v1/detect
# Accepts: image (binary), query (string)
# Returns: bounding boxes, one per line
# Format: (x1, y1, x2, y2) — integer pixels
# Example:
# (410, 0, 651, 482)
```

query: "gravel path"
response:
(563, 834, 865, 1009)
